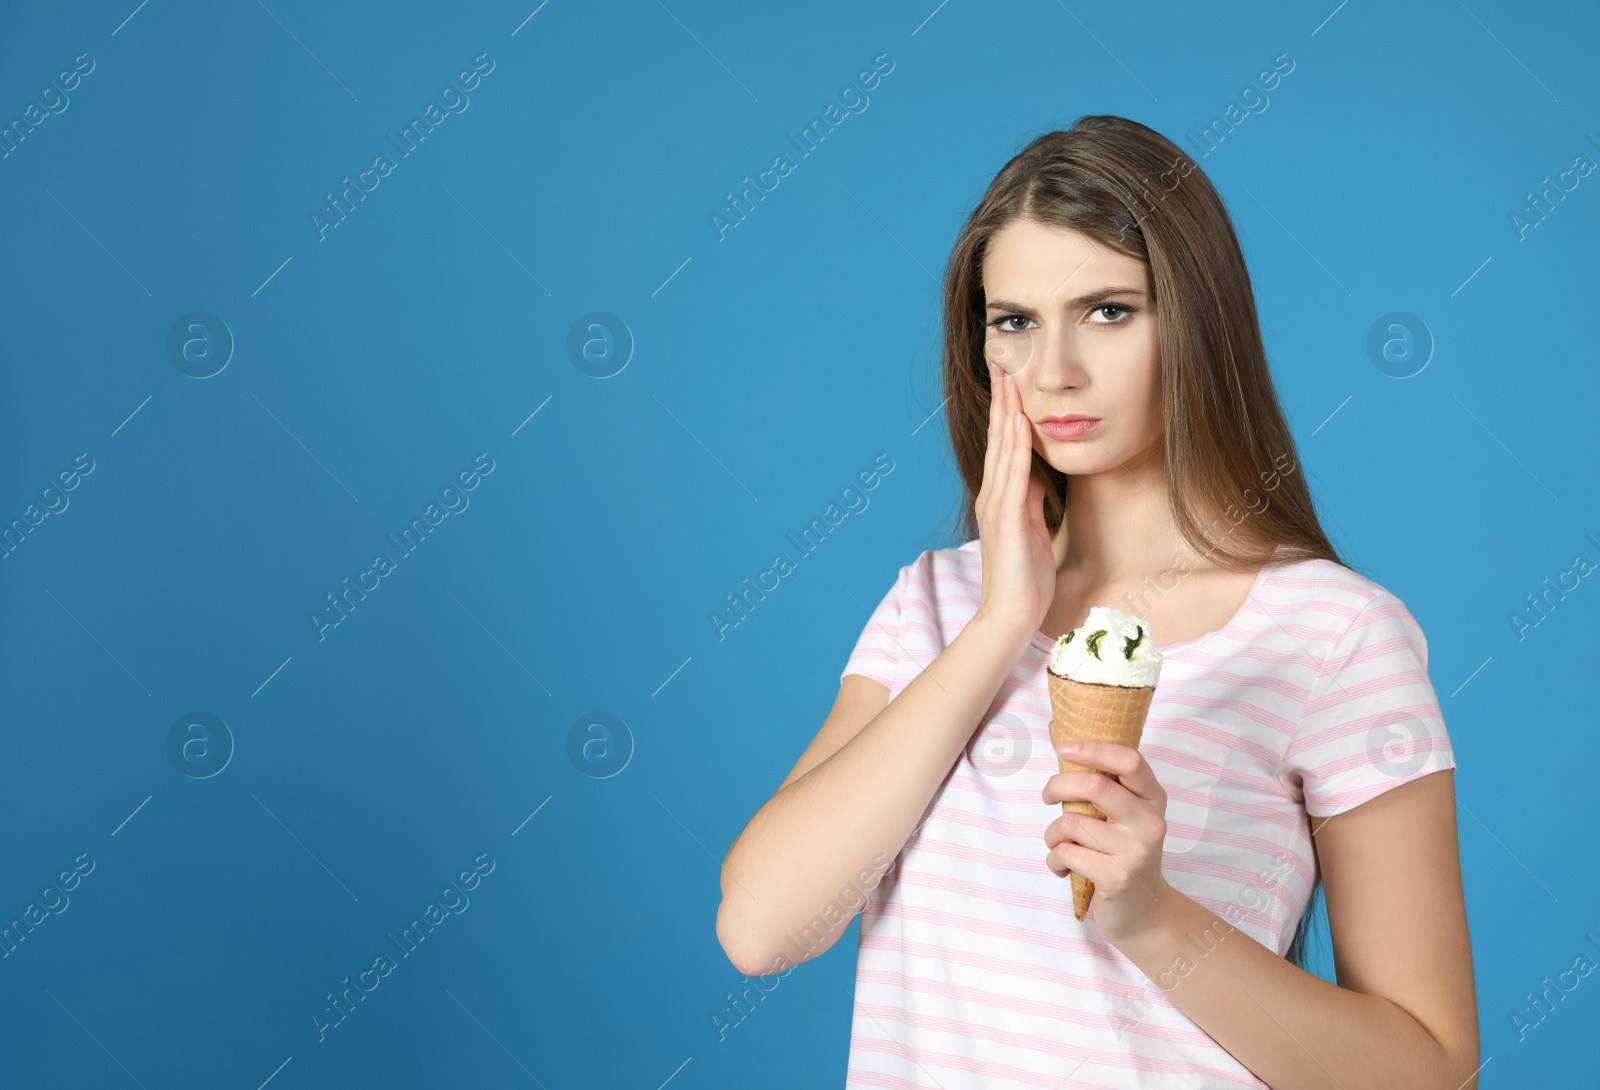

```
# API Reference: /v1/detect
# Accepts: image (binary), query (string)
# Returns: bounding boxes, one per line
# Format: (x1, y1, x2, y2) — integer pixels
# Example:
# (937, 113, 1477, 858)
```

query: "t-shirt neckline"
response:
(1026, 543, 1288, 658)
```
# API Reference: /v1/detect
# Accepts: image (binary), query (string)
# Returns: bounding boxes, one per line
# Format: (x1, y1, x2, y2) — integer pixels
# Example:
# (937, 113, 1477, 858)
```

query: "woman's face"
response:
(981, 218, 1162, 477)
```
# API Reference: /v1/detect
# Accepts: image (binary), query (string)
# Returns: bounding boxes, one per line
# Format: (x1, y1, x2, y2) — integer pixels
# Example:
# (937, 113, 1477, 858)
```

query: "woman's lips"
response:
(1038, 417, 1101, 441)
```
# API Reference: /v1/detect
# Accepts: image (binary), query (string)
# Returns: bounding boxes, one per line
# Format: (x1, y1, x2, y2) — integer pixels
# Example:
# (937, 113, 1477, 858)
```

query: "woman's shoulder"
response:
(875, 541, 983, 608)
(891, 539, 982, 578)
(1261, 548, 1426, 644)
(1266, 548, 1404, 606)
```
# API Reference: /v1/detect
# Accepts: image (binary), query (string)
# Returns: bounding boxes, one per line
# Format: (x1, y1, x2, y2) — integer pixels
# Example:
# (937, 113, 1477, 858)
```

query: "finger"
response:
(1048, 808, 1140, 859)
(993, 371, 1016, 506)
(1055, 741, 1165, 805)
(1050, 826, 1149, 897)
(979, 361, 1002, 501)
(1002, 373, 1030, 512)
(1025, 473, 1052, 555)
(1042, 770, 1146, 826)
(1007, 374, 1031, 488)
(1046, 838, 1105, 881)
(1043, 809, 1131, 853)
(1026, 472, 1046, 516)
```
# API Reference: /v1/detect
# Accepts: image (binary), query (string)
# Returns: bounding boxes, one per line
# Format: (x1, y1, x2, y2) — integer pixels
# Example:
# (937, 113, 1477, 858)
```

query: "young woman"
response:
(717, 116, 1479, 1089)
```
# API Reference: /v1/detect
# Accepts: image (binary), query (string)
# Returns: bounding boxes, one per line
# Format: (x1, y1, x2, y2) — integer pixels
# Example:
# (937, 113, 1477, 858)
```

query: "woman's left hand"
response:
(1042, 740, 1173, 948)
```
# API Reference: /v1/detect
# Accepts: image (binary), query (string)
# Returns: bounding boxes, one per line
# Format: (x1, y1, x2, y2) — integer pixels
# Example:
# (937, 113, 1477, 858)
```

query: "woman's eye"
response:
(1089, 304, 1134, 324)
(987, 315, 1031, 334)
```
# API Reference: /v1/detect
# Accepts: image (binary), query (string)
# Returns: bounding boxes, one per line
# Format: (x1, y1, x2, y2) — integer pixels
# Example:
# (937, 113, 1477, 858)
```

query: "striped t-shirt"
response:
(837, 540, 1457, 1089)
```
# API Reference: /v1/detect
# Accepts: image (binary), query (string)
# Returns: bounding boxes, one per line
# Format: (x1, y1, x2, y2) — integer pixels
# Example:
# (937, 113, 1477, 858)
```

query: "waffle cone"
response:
(1047, 669, 1157, 922)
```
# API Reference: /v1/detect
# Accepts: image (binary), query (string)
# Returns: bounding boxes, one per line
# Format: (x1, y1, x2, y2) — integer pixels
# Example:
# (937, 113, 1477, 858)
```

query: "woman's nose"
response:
(1013, 328, 1085, 391)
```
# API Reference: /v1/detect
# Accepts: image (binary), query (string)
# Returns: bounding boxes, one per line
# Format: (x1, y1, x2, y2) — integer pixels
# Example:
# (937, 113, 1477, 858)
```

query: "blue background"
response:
(1, 1, 1595, 1086)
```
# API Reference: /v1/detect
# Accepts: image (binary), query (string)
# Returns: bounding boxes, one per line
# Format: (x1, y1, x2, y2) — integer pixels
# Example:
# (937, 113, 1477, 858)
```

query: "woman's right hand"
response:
(973, 361, 1060, 650)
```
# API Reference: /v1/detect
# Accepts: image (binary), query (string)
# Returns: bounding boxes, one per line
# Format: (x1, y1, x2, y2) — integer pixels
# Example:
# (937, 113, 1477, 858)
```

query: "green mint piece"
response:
(1123, 625, 1145, 660)
(1085, 629, 1108, 659)
(1061, 630, 1074, 644)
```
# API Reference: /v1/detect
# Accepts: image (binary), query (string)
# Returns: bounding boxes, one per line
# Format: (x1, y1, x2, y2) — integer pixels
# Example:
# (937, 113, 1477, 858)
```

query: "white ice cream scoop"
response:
(1048, 605, 1163, 687)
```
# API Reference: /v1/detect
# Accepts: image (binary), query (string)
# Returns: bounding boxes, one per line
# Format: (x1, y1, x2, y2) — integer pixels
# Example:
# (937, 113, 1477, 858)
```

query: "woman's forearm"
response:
(717, 615, 1028, 975)
(1116, 891, 1476, 1090)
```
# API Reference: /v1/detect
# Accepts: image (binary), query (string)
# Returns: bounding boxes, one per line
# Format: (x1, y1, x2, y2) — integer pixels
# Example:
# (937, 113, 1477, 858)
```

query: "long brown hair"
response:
(938, 115, 1340, 970)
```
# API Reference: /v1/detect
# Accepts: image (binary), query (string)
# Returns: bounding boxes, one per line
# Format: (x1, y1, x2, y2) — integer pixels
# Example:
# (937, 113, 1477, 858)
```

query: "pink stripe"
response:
(1303, 663, 1432, 720)
(916, 772, 1304, 860)
(1305, 756, 1455, 813)
(1297, 733, 1451, 779)
(1142, 729, 1278, 773)
(1153, 695, 1298, 737)
(1270, 570, 1381, 589)
(847, 1051, 1130, 1090)
(844, 1067, 924, 1090)
(859, 910, 1149, 994)
(879, 860, 1101, 922)
(1253, 594, 1363, 627)
(1145, 739, 1280, 781)
(856, 967, 1224, 1047)
(1287, 701, 1441, 761)
(848, 1033, 1266, 1088)
(1159, 851, 1297, 893)
(841, 668, 894, 690)
(933, 766, 1304, 836)
(903, 797, 1063, 841)
(853, 1000, 1265, 1079)
(1157, 781, 1303, 834)
(881, 855, 1289, 936)
(1162, 816, 1300, 861)
(1211, 643, 1326, 672)
(841, 653, 894, 672)
(880, 829, 1074, 879)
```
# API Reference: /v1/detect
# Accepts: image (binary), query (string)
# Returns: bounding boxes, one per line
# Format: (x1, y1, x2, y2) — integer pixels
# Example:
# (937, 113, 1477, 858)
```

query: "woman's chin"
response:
(1038, 451, 1103, 475)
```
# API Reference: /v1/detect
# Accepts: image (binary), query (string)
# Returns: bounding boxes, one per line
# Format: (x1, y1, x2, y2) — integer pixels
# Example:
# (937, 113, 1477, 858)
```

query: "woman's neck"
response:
(1052, 460, 1209, 583)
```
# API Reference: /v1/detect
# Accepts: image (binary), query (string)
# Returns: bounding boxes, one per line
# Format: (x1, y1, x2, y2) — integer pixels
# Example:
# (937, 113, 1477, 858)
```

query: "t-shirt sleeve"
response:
(839, 561, 913, 694)
(1281, 589, 1457, 818)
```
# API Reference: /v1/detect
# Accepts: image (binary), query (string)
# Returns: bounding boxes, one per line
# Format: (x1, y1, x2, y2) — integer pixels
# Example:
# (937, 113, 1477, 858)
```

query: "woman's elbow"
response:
(716, 896, 777, 977)
(1436, 1037, 1484, 1090)
(1397, 1013, 1480, 1090)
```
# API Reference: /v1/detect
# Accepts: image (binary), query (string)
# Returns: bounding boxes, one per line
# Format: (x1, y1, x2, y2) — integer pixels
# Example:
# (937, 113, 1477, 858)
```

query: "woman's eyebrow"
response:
(985, 287, 1147, 314)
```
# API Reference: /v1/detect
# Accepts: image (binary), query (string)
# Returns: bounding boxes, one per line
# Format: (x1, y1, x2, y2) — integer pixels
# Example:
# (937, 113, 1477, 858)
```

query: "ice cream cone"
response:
(1047, 669, 1157, 922)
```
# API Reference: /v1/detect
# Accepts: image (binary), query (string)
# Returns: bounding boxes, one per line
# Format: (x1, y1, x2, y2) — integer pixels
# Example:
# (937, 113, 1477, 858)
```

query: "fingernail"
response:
(1058, 742, 1079, 755)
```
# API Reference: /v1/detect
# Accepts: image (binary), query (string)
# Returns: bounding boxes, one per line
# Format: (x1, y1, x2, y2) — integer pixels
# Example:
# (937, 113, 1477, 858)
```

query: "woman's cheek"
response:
(1133, 357, 1163, 436)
